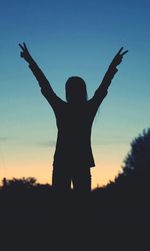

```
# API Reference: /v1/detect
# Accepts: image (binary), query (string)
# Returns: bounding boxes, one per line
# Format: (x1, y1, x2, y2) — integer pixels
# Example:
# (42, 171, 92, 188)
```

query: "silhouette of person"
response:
(19, 43, 128, 192)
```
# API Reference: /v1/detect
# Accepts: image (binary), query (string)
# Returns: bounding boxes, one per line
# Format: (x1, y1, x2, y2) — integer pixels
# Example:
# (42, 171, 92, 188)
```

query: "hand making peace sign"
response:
(110, 47, 128, 68)
(19, 42, 32, 63)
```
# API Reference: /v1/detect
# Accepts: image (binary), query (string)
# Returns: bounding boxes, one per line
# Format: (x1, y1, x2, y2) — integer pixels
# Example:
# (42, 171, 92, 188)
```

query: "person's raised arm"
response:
(19, 42, 61, 106)
(93, 47, 128, 102)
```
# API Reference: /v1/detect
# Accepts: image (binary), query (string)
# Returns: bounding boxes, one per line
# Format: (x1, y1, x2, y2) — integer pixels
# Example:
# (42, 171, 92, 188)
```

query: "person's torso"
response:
(53, 102, 96, 167)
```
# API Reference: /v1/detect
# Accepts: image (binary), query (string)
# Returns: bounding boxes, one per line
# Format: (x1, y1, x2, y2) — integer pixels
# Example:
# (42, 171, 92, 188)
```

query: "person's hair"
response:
(65, 76, 88, 103)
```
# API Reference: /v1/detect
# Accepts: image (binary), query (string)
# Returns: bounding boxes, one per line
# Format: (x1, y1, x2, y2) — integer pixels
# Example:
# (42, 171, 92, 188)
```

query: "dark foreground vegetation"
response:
(0, 129, 150, 250)
(0, 177, 149, 250)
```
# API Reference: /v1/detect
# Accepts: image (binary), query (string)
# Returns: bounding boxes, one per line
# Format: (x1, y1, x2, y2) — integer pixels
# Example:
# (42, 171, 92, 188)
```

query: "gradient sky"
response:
(0, 0, 150, 188)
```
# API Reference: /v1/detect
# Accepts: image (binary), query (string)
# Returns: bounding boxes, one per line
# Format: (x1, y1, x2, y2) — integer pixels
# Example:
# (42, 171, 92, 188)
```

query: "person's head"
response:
(65, 76, 88, 103)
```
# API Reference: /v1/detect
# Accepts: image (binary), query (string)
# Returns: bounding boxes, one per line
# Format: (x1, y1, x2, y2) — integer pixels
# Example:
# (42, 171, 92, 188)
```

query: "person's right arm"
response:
(19, 42, 60, 105)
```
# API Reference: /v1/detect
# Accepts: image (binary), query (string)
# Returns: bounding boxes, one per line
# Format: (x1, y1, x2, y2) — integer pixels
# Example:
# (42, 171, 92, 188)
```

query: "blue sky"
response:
(0, 0, 150, 187)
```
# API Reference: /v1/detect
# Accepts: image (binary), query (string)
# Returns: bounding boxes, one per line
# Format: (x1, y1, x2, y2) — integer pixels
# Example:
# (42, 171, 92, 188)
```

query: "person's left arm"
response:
(92, 47, 128, 103)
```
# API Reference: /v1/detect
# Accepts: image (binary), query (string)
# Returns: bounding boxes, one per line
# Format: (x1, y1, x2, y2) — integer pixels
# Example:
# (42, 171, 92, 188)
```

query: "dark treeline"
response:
(0, 129, 150, 250)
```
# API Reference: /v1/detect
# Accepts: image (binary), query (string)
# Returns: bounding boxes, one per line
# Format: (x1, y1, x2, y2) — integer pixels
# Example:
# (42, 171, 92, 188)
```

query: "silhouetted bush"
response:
(1, 177, 37, 190)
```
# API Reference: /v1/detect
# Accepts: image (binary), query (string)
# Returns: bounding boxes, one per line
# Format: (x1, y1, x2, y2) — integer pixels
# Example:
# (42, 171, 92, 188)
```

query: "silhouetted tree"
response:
(122, 128, 150, 176)
(109, 128, 150, 195)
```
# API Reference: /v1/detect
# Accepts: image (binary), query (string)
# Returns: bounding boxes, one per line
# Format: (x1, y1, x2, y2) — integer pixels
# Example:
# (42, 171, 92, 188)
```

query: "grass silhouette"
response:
(0, 172, 149, 250)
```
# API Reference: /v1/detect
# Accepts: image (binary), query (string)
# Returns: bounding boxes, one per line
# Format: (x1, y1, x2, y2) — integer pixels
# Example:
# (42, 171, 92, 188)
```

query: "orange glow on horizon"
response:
(0, 142, 127, 189)
(0, 162, 122, 189)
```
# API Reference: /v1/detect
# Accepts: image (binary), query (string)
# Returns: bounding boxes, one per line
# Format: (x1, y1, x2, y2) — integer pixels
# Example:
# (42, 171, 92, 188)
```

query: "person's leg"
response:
(72, 168, 91, 192)
(52, 165, 71, 192)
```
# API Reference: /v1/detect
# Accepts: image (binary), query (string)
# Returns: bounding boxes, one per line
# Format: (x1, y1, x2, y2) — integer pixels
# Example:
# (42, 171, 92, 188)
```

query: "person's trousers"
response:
(52, 165, 91, 192)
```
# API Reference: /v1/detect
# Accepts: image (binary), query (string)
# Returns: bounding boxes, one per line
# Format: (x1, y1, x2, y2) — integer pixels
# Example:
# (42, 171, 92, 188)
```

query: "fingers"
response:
(23, 42, 28, 50)
(19, 42, 28, 51)
(116, 47, 128, 57)
(19, 43, 24, 50)
(121, 50, 128, 56)
(117, 47, 123, 54)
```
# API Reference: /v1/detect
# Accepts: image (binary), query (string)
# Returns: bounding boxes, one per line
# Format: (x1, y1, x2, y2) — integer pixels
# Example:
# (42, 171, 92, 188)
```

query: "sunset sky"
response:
(0, 0, 150, 188)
